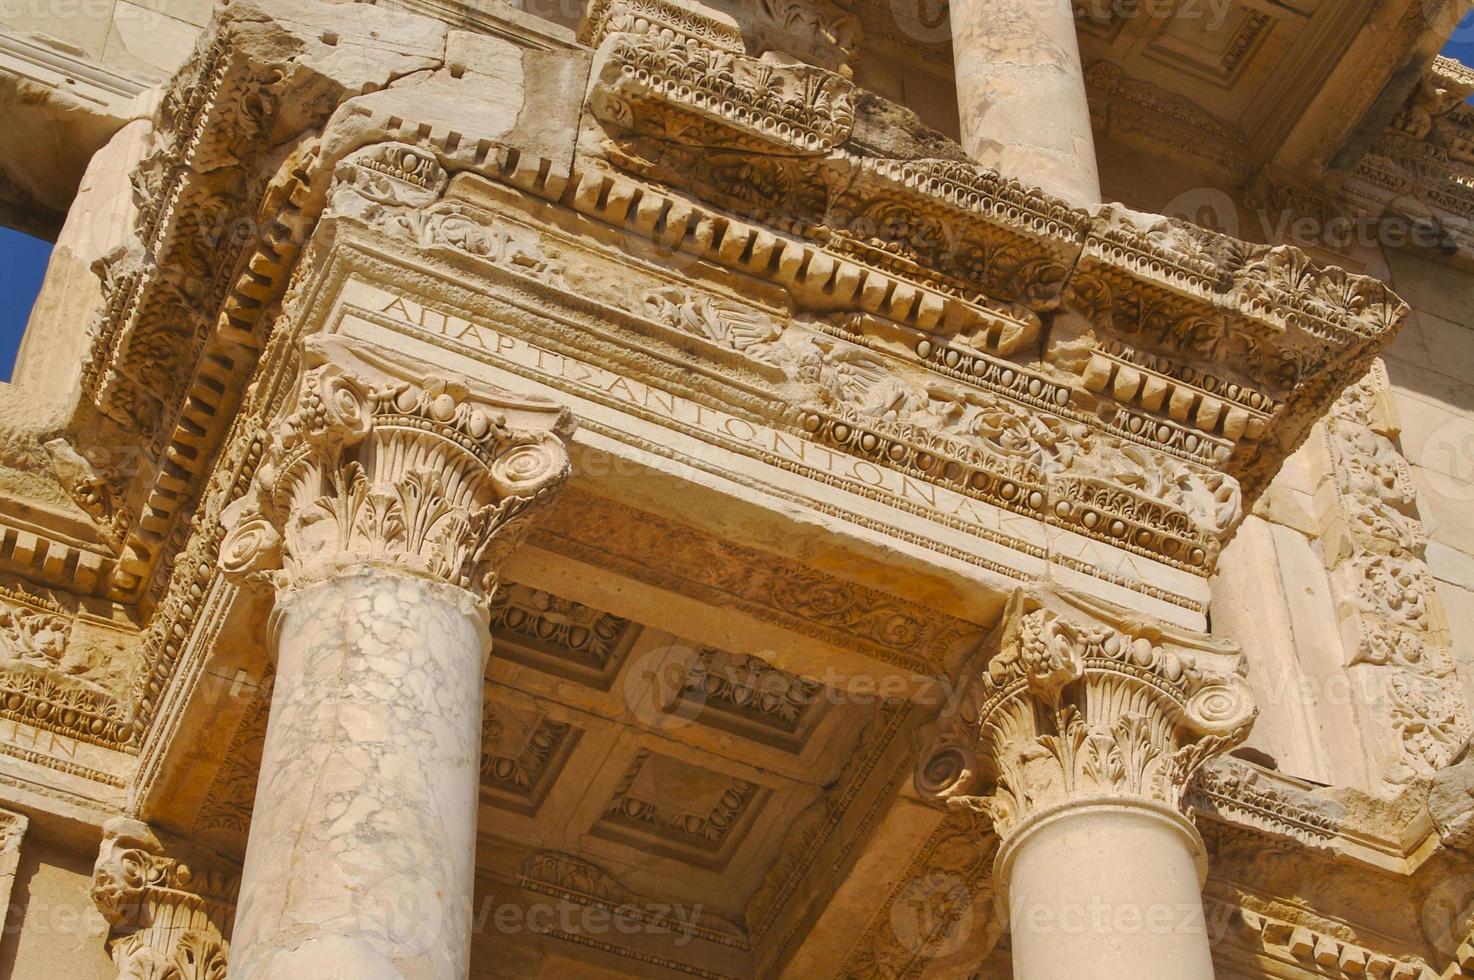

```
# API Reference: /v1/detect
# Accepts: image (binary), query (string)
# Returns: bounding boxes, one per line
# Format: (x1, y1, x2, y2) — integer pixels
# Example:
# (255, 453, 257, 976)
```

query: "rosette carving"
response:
(916, 589, 1255, 839)
(91, 819, 237, 980)
(219, 335, 575, 599)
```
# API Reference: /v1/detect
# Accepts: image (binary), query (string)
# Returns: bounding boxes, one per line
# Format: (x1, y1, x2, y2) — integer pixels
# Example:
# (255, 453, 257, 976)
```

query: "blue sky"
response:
(0, 226, 53, 381)
(2, 21, 1474, 381)
(1445, 9, 1474, 68)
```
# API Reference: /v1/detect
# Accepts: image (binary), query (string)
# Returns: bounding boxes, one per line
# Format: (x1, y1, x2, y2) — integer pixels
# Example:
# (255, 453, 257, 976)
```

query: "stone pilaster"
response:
(916, 589, 1255, 979)
(90, 818, 237, 980)
(949, 0, 1100, 207)
(218, 334, 575, 979)
(0, 808, 26, 932)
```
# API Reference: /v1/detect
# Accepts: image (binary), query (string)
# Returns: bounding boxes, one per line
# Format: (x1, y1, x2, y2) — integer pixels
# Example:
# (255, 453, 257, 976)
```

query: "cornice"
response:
(583, 24, 1407, 510)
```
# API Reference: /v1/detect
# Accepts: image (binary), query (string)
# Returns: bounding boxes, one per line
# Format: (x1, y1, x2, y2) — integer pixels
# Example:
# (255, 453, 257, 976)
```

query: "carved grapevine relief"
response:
(1323, 362, 1471, 785)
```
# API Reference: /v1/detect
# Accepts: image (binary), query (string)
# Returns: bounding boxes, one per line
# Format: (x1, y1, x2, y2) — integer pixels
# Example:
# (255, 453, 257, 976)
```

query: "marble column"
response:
(949, 0, 1100, 207)
(916, 590, 1256, 980)
(218, 334, 574, 979)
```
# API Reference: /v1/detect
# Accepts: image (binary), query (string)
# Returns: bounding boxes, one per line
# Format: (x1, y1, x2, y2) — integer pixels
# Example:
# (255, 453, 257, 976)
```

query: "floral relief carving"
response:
(1187, 758, 1342, 848)
(0, 588, 134, 750)
(590, 30, 857, 154)
(480, 701, 579, 811)
(91, 819, 237, 980)
(584, 21, 1407, 524)
(682, 647, 822, 733)
(489, 584, 632, 669)
(1322, 362, 1471, 785)
(0, 595, 71, 671)
(218, 334, 574, 600)
(598, 749, 763, 861)
(917, 590, 1255, 839)
(194, 683, 270, 839)
(534, 489, 978, 673)
(583, 0, 861, 76)
(641, 287, 785, 356)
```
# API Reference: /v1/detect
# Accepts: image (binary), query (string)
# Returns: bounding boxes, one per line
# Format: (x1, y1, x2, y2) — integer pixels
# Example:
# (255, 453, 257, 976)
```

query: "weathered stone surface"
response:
(4, 0, 1474, 978)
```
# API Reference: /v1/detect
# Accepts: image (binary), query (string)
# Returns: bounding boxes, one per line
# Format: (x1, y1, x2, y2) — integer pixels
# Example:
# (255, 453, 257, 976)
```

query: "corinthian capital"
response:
(91, 818, 237, 980)
(916, 590, 1256, 840)
(219, 334, 575, 600)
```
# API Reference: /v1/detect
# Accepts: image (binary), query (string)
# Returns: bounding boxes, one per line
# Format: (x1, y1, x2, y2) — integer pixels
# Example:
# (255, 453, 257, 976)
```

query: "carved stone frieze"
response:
(1188, 758, 1343, 849)
(194, 681, 270, 840)
(517, 850, 750, 949)
(746, 698, 910, 960)
(581, 0, 861, 77)
(91, 818, 237, 980)
(481, 700, 580, 813)
(1084, 62, 1252, 180)
(487, 582, 640, 690)
(588, 31, 857, 157)
(680, 646, 824, 746)
(533, 489, 979, 674)
(0, 590, 70, 670)
(0, 586, 135, 750)
(838, 809, 1000, 979)
(640, 287, 786, 357)
(595, 749, 766, 868)
(1208, 895, 1438, 980)
(916, 589, 1255, 839)
(1339, 56, 1474, 258)
(582, 21, 1408, 515)
(1320, 362, 1470, 787)
(218, 333, 574, 599)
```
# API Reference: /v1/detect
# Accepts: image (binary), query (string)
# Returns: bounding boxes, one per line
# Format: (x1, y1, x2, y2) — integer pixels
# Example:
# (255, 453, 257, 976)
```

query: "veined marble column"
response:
(219, 334, 574, 979)
(916, 590, 1255, 980)
(949, 0, 1100, 207)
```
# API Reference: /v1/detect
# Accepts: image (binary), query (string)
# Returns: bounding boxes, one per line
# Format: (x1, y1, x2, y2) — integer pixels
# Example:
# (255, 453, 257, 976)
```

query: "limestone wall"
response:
(0, 0, 206, 232)
(0, 839, 113, 979)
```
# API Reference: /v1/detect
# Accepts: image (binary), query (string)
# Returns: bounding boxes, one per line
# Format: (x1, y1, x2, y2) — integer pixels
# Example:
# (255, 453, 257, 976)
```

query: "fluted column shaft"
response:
(219, 334, 574, 979)
(949, 0, 1100, 207)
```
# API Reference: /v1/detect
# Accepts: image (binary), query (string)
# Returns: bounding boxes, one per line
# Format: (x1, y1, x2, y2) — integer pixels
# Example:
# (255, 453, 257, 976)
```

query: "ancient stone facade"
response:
(0, 0, 1473, 977)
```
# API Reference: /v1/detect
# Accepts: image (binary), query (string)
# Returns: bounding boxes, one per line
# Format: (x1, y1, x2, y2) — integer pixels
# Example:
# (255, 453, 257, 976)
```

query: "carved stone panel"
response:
(594, 749, 768, 870)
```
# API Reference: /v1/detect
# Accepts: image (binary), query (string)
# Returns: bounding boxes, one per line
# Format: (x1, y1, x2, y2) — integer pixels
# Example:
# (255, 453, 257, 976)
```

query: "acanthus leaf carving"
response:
(1322, 362, 1471, 787)
(91, 818, 237, 980)
(916, 589, 1255, 840)
(218, 334, 574, 600)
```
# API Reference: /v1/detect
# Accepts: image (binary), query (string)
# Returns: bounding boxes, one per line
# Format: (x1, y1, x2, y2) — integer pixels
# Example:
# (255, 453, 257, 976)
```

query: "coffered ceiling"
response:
(853, 0, 1458, 187)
